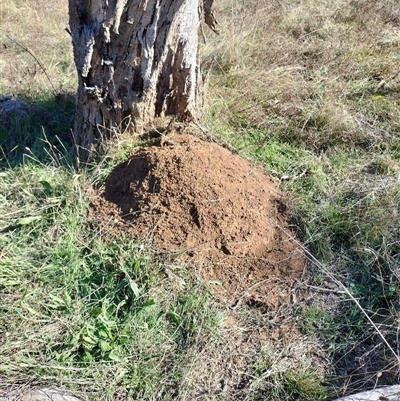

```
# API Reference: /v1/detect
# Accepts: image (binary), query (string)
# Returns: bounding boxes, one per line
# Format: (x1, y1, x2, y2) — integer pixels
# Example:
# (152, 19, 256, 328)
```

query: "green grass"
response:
(2, 0, 400, 399)
(203, 0, 400, 395)
(250, 349, 329, 401)
(0, 92, 76, 165)
(0, 156, 220, 399)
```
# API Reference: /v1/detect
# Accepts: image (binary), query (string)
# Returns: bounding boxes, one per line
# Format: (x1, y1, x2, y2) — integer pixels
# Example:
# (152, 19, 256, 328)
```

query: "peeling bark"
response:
(69, 0, 216, 157)
(203, 0, 219, 33)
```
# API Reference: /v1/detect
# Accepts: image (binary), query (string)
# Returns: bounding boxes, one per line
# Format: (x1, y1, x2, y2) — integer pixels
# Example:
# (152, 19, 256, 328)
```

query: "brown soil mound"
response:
(92, 134, 305, 306)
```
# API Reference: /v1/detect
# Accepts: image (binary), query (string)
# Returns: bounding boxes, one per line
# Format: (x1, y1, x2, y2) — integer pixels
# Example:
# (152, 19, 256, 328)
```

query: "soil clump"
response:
(91, 134, 305, 307)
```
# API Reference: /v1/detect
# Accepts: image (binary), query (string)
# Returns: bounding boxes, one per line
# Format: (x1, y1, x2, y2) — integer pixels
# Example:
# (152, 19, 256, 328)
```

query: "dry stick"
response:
(272, 220, 400, 365)
(389, 69, 400, 82)
(6, 35, 57, 93)
(191, 121, 238, 154)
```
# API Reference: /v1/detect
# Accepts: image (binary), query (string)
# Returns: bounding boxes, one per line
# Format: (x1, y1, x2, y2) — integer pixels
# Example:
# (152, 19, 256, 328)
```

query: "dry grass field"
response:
(1, 0, 400, 400)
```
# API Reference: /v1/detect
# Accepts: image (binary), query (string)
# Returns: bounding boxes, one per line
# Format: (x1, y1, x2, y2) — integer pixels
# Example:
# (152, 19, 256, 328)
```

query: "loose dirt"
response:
(91, 134, 305, 308)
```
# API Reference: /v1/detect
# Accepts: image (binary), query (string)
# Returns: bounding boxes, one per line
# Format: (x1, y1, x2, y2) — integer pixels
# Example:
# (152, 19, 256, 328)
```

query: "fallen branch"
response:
(332, 384, 400, 401)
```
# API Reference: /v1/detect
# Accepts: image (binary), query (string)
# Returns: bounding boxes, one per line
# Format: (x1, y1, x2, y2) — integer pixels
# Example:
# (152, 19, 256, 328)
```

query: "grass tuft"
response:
(1, 0, 400, 399)
(203, 0, 400, 396)
(0, 155, 220, 399)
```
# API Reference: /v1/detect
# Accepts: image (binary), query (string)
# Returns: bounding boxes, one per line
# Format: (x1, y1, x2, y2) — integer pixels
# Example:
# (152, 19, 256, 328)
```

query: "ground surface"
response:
(2, 0, 399, 398)
(92, 134, 305, 309)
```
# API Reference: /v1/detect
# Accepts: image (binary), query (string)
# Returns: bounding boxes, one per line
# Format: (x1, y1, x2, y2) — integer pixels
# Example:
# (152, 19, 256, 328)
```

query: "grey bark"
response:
(68, 0, 216, 157)
(331, 385, 400, 401)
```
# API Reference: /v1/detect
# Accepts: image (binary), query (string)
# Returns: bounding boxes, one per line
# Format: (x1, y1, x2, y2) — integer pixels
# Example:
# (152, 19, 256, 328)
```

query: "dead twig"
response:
(191, 121, 238, 154)
(273, 220, 400, 366)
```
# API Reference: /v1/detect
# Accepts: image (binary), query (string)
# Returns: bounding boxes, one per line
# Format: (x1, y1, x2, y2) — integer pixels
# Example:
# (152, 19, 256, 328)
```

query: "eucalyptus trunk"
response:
(68, 0, 216, 156)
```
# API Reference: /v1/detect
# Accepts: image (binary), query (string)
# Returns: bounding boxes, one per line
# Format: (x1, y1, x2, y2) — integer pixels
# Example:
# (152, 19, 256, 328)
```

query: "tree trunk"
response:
(68, 0, 216, 156)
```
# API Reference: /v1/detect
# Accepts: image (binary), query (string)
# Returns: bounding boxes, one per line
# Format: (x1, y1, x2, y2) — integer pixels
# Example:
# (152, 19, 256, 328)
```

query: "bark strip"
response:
(203, 0, 219, 33)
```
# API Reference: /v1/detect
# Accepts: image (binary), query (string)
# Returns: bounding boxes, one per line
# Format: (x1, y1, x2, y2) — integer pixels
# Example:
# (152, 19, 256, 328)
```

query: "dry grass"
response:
(203, 0, 400, 396)
(1, 0, 400, 399)
(203, 0, 400, 150)
(0, 0, 74, 95)
(0, 0, 76, 160)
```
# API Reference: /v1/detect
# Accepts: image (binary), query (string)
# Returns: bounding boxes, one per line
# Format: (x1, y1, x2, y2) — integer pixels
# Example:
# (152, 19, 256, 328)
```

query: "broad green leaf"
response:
(99, 329, 109, 339)
(60, 352, 72, 362)
(167, 311, 180, 325)
(139, 299, 156, 309)
(100, 340, 112, 352)
(82, 335, 97, 345)
(90, 307, 102, 317)
(69, 333, 80, 346)
(39, 180, 52, 192)
(0, 279, 19, 286)
(98, 313, 115, 328)
(109, 349, 123, 362)
(48, 294, 66, 309)
(128, 279, 140, 297)
(17, 215, 42, 225)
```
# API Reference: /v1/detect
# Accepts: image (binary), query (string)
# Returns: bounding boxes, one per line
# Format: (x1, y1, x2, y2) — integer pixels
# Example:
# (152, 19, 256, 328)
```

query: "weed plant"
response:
(1, 0, 400, 399)
(0, 148, 220, 399)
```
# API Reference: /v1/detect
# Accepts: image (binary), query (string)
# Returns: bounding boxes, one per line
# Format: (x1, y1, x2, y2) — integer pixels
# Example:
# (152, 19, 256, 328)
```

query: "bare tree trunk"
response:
(68, 0, 216, 156)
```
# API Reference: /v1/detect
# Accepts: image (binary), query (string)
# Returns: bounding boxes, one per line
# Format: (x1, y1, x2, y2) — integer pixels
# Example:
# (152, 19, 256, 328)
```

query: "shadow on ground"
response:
(0, 92, 75, 167)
